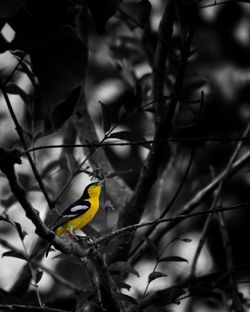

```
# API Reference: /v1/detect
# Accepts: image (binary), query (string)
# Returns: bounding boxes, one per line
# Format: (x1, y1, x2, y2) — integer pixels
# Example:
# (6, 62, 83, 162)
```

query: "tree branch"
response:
(0, 81, 53, 209)
(73, 90, 133, 209)
(129, 149, 250, 265)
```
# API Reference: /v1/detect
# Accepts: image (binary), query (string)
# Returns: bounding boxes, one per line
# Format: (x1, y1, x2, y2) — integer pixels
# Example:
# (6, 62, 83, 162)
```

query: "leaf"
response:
(183, 77, 207, 91)
(114, 293, 138, 305)
(100, 101, 112, 133)
(87, 0, 120, 34)
(108, 131, 151, 150)
(29, 24, 87, 122)
(109, 261, 140, 277)
(80, 289, 95, 301)
(5, 83, 32, 107)
(14, 222, 27, 241)
(148, 271, 167, 283)
(35, 270, 43, 284)
(180, 238, 192, 243)
(99, 238, 123, 255)
(117, 282, 131, 291)
(159, 256, 188, 263)
(25, 0, 78, 26)
(120, 1, 151, 30)
(18, 61, 36, 87)
(51, 85, 82, 129)
(155, 286, 185, 305)
(0, 214, 11, 223)
(136, 0, 151, 25)
(0, 0, 26, 18)
(144, 237, 159, 261)
(2, 250, 27, 261)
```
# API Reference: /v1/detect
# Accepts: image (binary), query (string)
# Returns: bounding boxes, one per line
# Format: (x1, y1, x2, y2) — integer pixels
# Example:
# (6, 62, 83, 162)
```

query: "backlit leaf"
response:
(2, 250, 27, 261)
(109, 261, 140, 277)
(35, 270, 43, 283)
(108, 131, 151, 150)
(14, 222, 27, 241)
(114, 293, 138, 305)
(5, 83, 32, 107)
(148, 271, 167, 283)
(159, 256, 188, 263)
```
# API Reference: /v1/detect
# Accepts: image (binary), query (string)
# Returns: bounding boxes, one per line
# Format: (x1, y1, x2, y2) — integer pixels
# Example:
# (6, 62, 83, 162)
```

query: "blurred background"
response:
(1, 0, 250, 311)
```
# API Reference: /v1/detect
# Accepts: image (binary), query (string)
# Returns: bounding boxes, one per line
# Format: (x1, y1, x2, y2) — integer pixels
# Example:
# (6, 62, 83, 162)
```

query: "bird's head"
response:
(82, 180, 104, 199)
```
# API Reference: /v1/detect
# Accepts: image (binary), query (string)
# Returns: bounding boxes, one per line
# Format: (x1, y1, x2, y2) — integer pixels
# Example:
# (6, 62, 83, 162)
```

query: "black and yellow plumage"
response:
(46, 181, 103, 256)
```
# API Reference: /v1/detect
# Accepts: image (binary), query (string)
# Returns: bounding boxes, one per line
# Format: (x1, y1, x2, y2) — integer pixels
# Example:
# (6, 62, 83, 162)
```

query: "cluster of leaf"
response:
(0, 0, 123, 135)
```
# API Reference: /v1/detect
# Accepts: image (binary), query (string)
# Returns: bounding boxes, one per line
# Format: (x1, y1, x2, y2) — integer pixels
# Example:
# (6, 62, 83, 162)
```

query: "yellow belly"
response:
(55, 199, 99, 236)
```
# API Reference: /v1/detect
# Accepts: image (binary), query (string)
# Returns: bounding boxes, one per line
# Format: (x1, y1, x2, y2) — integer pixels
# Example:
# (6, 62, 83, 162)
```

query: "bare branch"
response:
(0, 304, 70, 312)
(73, 90, 133, 209)
(0, 81, 53, 209)
(129, 149, 250, 265)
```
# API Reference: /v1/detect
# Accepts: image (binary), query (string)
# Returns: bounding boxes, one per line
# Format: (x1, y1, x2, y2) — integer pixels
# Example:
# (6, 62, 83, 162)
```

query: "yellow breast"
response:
(55, 198, 100, 236)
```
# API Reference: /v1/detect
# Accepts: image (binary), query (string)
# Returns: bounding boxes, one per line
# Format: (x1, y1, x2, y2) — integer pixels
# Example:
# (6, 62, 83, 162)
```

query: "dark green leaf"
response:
(159, 256, 188, 263)
(30, 25, 87, 122)
(99, 238, 123, 255)
(5, 83, 32, 107)
(35, 270, 43, 283)
(100, 101, 112, 133)
(183, 77, 207, 90)
(0, 0, 25, 18)
(144, 237, 159, 260)
(108, 131, 151, 150)
(0, 214, 11, 222)
(80, 289, 95, 301)
(120, 1, 151, 30)
(109, 261, 140, 277)
(148, 271, 167, 283)
(114, 293, 138, 305)
(117, 282, 131, 291)
(135, 0, 152, 26)
(51, 85, 82, 129)
(180, 238, 192, 243)
(2, 250, 27, 261)
(14, 222, 27, 240)
(25, 0, 78, 26)
(154, 286, 185, 305)
(87, 0, 120, 34)
(18, 61, 36, 87)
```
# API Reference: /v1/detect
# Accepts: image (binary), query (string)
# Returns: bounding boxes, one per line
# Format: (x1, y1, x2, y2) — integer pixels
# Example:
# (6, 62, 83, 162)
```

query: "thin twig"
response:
(0, 304, 70, 312)
(128, 147, 196, 258)
(128, 149, 250, 265)
(189, 183, 221, 278)
(0, 238, 81, 293)
(88, 202, 250, 249)
(3, 53, 27, 86)
(20, 136, 250, 155)
(190, 123, 250, 278)
(218, 211, 243, 311)
(0, 82, 53, 209)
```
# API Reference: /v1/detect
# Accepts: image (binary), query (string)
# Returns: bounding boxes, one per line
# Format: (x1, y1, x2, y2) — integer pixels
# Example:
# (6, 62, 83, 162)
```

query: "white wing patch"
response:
(70, 205, 89, 212)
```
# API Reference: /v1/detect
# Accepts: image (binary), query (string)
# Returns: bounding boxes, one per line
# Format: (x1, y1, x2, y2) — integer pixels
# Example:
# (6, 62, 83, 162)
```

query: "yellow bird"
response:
(46, 180, 103, 256)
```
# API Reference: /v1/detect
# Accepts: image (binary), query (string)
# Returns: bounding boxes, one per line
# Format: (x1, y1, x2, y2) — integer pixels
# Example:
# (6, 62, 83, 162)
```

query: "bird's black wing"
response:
(52, 199, 91, 230)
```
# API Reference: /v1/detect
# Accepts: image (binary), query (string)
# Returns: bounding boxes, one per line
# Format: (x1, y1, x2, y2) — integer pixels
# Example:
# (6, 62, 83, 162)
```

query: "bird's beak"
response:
(98, 179, 105, 186)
